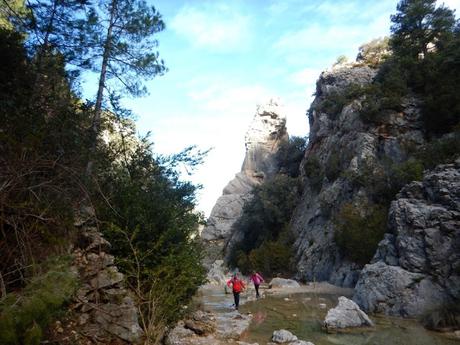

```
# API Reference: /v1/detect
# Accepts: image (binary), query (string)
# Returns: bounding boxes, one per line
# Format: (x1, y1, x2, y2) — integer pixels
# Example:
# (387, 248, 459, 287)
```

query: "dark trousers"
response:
(254, 284, 260, 297)
(233, 291, 240, 309)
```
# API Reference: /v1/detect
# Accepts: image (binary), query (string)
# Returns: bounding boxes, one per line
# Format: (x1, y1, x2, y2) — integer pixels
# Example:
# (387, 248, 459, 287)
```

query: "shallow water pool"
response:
(237, 291, 460, 345)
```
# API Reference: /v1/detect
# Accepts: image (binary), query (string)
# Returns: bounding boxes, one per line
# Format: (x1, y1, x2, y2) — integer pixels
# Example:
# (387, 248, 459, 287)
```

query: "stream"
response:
(194, 284, 460, 345)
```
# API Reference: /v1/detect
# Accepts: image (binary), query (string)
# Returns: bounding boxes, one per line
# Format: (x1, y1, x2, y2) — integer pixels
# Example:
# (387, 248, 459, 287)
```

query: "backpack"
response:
(252, 274, 261, 285)
(232, 278, 243, 293)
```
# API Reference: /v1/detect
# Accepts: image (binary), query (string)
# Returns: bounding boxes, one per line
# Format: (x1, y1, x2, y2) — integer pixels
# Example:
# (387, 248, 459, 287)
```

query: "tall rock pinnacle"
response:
(201, 99, 288, 267)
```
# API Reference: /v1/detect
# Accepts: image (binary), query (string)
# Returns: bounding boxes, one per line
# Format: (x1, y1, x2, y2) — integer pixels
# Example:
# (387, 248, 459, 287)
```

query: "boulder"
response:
(270, 329, 314, 344)
(324, 296, 374, 331)
(184, 311, 216, 336)
(269, 278, 301, 288)
(93, 297, 144, 342)
(271, 329, 298, 343)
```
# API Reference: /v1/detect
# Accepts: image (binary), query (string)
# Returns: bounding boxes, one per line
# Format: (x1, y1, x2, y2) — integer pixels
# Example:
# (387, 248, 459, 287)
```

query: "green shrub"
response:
(393, 158, 424, 186)
(347, 157, 425, 208)
(249, 241, 293, 277)
(96, 143, 208, 327)
(416, 133, 460, 169)
(23, 322, 42, 345)
(334, 55, 348, 66)
(313, 83, 367, 120)
(422, 304, 460, 331)
(228, 175, 301, 272)
(235, 250, 252, 274)
(303, 155, 324, 192)
(276, 136, 307, 178)
(359, 61, 408, 123)
(0, 256, 78, 345)
(315, 90, 348, 118)
(325, 151, 341, 182)
(334, 203, 387, 265)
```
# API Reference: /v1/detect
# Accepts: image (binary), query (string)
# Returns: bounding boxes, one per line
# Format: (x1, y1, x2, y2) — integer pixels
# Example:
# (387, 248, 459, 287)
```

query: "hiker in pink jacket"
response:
(250, 271, 264, 298)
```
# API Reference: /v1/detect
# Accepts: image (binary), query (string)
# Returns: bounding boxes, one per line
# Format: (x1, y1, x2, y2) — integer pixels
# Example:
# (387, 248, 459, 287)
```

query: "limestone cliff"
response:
(290, 62, 426, 287)
(201, 99, 288, 267)
(353, 160, 460, 317)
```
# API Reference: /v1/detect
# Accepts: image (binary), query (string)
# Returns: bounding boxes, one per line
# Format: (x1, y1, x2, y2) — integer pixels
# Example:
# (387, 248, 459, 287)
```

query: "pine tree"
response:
(84, 0, 166, 175)
(390, 0, 456, 59)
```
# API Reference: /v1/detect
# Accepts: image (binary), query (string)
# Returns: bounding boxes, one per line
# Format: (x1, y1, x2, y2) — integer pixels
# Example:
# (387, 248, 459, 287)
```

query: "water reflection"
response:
(239, 292, 459, 345)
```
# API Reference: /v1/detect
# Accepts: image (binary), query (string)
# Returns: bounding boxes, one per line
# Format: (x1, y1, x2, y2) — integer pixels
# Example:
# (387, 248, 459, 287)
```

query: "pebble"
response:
(319, 303, 327, 309)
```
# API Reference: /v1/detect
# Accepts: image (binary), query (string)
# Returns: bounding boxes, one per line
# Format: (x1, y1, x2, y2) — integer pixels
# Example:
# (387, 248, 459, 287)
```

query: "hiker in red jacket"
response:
(250, 271, 264, 298)
(227, 272, 245, 310)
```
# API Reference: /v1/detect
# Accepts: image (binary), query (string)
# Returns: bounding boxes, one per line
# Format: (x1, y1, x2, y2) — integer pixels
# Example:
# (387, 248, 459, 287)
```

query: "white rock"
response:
(324, 296, 374, 331)
(269, 278, 301, 288)
(271, 329, 298, 343)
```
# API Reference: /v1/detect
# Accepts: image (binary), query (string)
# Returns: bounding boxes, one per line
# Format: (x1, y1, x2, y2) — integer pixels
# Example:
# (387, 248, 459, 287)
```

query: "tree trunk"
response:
(86, 0, 117, 176)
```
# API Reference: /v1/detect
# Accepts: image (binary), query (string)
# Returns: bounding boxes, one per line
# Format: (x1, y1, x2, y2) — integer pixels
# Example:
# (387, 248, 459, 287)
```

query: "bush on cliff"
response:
(276, 136, 307, 178)
(303, 155, 324, 192)
(334, 203, 387, 265)
(357, 37, 390, 67)
(0, 257, 78, 345)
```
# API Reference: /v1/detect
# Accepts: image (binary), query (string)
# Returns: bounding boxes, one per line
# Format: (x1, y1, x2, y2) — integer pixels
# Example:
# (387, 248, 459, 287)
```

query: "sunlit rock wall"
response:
(201, 99, 288, 268)
(291, 63, 426, 287)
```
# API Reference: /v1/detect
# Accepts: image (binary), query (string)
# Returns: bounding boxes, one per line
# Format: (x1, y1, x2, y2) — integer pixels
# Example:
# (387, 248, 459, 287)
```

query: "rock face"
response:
(201, 99, 288, 266)
(290, 63, 426, 287)
(323, 296, 374, 331)
(353, 160, 460, 317)
(205, 260, 228, 286)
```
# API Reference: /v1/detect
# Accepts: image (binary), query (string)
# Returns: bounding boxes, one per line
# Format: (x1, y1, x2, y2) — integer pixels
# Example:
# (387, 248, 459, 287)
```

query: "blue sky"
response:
(103, 0, 459, 217)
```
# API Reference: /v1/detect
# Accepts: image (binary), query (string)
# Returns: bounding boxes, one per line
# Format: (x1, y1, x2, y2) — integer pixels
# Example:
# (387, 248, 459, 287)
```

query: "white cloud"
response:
(273, 10, 393, 67)
(289, 67, 321, 86)
(438, 0, 460, 13)
(171, 3, 251, 52)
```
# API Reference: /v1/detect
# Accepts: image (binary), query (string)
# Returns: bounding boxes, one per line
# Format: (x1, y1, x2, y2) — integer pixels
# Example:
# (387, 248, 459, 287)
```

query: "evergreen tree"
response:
(85, 0, 166, 174)
(390, 0, 456, 59)
(25, 0, 91, 70)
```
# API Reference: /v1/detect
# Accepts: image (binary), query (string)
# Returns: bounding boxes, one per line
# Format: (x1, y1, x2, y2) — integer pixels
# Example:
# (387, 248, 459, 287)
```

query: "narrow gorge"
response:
(1, 0, 459, 344)
(200, 43, 460, 337)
